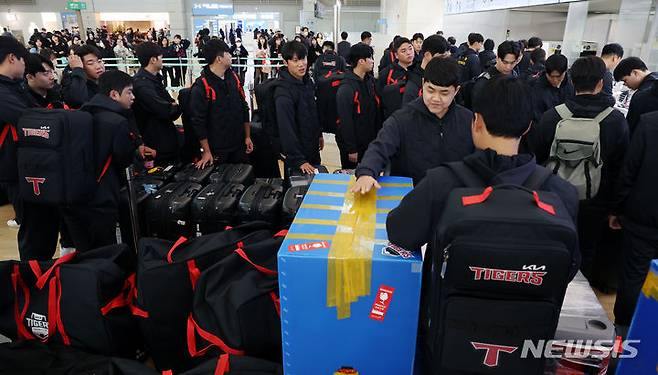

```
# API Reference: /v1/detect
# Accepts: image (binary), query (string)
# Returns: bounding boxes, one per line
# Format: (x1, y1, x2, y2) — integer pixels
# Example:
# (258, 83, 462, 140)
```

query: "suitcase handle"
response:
(462, 185, 556, 215)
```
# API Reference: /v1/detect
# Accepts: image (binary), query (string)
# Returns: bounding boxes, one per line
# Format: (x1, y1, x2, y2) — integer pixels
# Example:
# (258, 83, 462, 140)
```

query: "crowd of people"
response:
(0, 23, 656, 348)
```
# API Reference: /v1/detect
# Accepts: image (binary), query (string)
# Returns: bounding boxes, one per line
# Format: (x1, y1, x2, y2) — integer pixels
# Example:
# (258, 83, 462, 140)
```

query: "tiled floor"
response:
(0, 133, 616, 322)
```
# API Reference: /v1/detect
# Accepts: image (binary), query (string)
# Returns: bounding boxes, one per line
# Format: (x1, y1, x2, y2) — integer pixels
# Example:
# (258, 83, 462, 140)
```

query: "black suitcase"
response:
(144, 181, 203, 240)
(282, 185, 308, 226)
(143, 164, 180, 182)
(191, 182, 246, 236)
(238, 179, 284, 224)
(119, 176, 165, 248)
(210, 163, 255, 186)
(173, 163, 214, 184)
(287, 165, 328, 187)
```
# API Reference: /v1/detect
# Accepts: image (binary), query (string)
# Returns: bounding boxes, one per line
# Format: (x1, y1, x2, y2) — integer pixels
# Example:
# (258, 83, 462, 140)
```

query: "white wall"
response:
(443, 10, 510, 46)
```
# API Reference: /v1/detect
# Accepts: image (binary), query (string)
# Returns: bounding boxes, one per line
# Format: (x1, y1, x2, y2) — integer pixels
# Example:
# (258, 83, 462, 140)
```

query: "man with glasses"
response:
(470, 40, 522, 109)
(61, 44, 106, 108)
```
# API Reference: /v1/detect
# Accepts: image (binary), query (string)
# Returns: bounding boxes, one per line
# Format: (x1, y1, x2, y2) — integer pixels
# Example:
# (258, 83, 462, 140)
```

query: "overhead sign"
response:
(67, 1, 87, 11)
(445, 0, 581, 14)
(192, 2, 234, 16)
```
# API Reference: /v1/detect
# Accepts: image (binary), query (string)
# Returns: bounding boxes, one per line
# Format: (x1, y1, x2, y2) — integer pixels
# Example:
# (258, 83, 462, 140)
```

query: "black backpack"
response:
(314, 71, 345, 134)
(135, 222, 276, 372)
(422, 162, 576, 374)
(0, 123, 18, 183)
(16, 108, 97, 205)
(457, 71, 491, 110)
(178, 87, 200, 164)
(254, 78, 281, 141)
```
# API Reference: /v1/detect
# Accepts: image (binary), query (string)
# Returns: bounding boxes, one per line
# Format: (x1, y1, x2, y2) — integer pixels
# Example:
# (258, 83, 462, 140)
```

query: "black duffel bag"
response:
(188, 234, 284, 363)
(0, 245, 142, 358)
(135, 222, 281, 373)
(178, 354, 282, 375)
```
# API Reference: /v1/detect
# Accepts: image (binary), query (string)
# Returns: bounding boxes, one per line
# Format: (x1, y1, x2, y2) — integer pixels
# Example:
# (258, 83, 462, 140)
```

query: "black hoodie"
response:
(356, 97, 474, 184)
(60, 67, 98, 108)
(336, 71, 382, 157)
(81, 94, 140, 211)
(530, 73, 575, 124)
(274, 68, 322, 168)
(377, 61, 409, 96)
(625, 74, 658, 136)
(0, 75, 33, 183)
(457, 48, 482, 83)
(527, 93, 629, 207)
(387, 148, 581, 278)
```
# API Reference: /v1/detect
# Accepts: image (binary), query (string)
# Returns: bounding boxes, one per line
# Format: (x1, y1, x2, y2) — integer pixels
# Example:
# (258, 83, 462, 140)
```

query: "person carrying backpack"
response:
(402, 35, 450, 105)
(61, 45, 105, 108)
(377, 37, 416, 118)
(465, 40, 521, 110)
(526, 55, 629, 278)
(189, 39, 252, 169)
(312, 41, 347, 82)
(457, 33, 484, 83)
(528, 53, 574, 125)
(385, 76, 580, 374)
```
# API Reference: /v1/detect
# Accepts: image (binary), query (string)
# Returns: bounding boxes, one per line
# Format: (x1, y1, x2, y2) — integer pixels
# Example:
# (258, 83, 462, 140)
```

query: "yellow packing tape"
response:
(326, 176, 377, 320)
(641, 269, 658, 301)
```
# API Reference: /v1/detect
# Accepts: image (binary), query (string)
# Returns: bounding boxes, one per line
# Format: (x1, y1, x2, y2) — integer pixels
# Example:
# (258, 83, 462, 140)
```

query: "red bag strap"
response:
(274, 229, 288, 238)
(28, 260, 43, 279)
(54, 268, 70, 345)
(374, 94, 381, 108)
(324, 71, 333, 79)
(215, 354, 230, 375)
(35, 252, 76, 290)
(462, 186, 556, 215)
(0, 123, 17, 146)
(231, 70, 246, 100)
(166, 236, 188, 264)
(386, 69, 396, 86)
(201, 77, 216, 102)
(187, 259, 201, 290)
(100, 274, 149, 318)
(162, 371, 173, 375)
(234, 246, 277, 276)
(353, 91, 361, 114)
(187, 314, 245, 357)
(270, 292, 281, 317)
(97, 155, 112, 183)
(11, 265, 35, 340)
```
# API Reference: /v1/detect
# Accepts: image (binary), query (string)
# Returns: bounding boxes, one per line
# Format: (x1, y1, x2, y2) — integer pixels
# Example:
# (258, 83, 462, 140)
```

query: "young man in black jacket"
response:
(61, 44, 105, 108)
(402, 35, 450, 105)
(529, 53, 574, 124)
(527, 56, 629, 277)
(386, 75, 580, 277)
(469, 40, 521, 109)
(275, 41, 323, 175)
(457, 32, 483, 83)
(337, 31, 351, 61)
(191, 39, 252, 169)
(65, 70, 141, 252)
(600, 43, 623, 98)
(478, 39, 496, 72)
(377, 37, 416, 95)
(336, 43, 380, 169)
(609, 111, 658, 330)
(351, 57, 474, 191)
(133, 42, 181, 165)
(615, 57, 658, 135)
(312, 41, 347, 81)
(517, 36, 542, 76)
(24, 53, 61, 108)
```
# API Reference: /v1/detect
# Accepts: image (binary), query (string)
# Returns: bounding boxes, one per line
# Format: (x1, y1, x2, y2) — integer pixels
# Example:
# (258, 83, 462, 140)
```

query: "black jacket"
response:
(386, 148, 581, 277)
(478, 50, 496, 72)
(356, 98, 474, 184)
(377, 61, 409, 97)
(457, 48, 482, 83)
(516, 50, 532, 76)
(80, 94, 140, 212)
(470, 65, 516, 108)
(336, 71, 382, 157)
(402, 65, 424, 105)
(61, 67, 98, 109)
(526, 93, 629, 207)
(312, 51, 347, 81)
(274, 68, 322, 168)
(337, 40, 351, 61)
(626, 74, 658, 135)
(378, 48, 395, 73)
(27, 87, 63, 109)
(602, 70, 614, 98)
(132, 68, 182, 163)
(0, 75, 33, 183)
(616, 112, 658, 239)
(530, 73, 575, 124)
(189, 66, 249, 154)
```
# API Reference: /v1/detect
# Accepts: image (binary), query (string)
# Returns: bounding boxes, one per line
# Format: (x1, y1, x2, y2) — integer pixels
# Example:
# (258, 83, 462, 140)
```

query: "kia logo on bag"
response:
(471, 342, 518, 367)
(25, 177, 46, 196)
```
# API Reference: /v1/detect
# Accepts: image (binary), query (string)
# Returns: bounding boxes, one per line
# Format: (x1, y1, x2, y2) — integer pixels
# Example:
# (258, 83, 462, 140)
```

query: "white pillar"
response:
(561, 1, 589, 65)
(614, 0, 652, 58)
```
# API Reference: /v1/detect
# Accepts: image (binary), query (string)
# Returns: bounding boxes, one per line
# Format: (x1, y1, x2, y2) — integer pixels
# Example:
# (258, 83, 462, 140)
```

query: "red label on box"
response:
(369, 285, 395, 321)
(288, 241, 330, 252)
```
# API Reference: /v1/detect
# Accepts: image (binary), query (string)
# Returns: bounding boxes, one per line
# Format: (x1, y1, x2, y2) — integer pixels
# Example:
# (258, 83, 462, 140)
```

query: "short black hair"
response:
(614, 57, 648, 81)
(468, 33, 484, 45)
(421, 35, 448, 56)
(360, 31, 372, 41)
(473, 76, 533, 138)
(545, 54, 568, 74)
(484, 39, 494, 51)
(174, 34, 182, 39)
(528, 37, 543, 49)
(135, 41, 162, 67)
(571, 56, 606, 92)
(601, 43, 623, 58)
(393, 37, 412, 52)
(322, 41, 335, 50)
(25, 53, 53, 76)
(301, 26, 309, 32)
(0, 36, 28, 64)
(99, 69, 133, 96)
(74, 44, 102, 60)
(530, 48, 546, 64)
(497, 40, 521, 60)
(447, 36, 456, 45)
(203, 39, 230, 64)
(423, 57, 461, 88)
(38, 48, 55, 61)
(281, 40, 308, 61)
(348, 43, 373, 66)
(341, 31, 348, 40)
(412, 33, 424, 42)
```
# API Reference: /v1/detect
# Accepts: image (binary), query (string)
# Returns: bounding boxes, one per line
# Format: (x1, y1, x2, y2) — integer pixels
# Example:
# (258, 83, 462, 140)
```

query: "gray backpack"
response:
(546, 104, 613, 200)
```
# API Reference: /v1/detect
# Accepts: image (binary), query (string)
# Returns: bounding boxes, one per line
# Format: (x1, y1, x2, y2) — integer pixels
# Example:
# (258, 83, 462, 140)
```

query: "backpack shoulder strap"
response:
(555, 104, 573, 120)
(593, 107, 614, 124)
(230, 70, 246, 99)
(443, 161, 486, 188)
(199, 77, 216, 102)
(523, 165, 553, 191)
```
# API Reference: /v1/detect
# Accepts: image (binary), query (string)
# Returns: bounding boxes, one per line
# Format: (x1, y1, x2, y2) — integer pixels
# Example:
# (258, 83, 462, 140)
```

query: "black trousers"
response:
(614, 228, 658, 326)
(215, 147, 249, 164)
(577, 202, 608, 279)
(17, 200, 59, 260)
(62, 207, 118, 253)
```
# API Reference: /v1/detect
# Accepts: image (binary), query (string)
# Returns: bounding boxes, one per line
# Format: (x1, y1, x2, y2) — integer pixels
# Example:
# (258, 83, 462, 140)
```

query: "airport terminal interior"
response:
(0, 0, 656, 374)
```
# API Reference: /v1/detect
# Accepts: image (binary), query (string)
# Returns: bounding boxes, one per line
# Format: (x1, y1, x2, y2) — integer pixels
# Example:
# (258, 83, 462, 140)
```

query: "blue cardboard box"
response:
(616, 259, 658, 375)
(278, 174, 422, 375)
